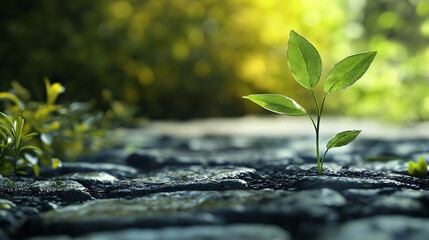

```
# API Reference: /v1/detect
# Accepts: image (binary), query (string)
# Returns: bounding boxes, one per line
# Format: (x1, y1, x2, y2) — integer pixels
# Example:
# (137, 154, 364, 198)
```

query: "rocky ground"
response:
(1, 116, 429, 240)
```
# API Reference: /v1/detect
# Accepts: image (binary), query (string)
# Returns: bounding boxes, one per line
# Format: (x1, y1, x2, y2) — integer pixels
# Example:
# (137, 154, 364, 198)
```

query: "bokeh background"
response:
(1, 0, 429, 121)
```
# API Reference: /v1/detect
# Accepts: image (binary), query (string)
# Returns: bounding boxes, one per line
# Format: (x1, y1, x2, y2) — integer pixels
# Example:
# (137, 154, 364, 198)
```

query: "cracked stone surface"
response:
(1, 117, 429, 240)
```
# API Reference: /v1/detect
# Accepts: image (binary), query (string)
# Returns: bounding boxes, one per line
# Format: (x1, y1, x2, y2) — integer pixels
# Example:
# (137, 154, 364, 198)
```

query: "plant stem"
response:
(311, 90, 321, 174)
(312, 91, 327, 175)
(321, 148, 329, 169)
(318, 94, 328, 174)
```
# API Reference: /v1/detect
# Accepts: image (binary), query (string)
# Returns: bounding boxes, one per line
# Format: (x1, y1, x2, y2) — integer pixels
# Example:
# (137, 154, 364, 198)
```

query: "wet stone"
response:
(56, 172, 117, 186)
(76, 224, 291, 240)
(106, 166, 256, 198)
(19, 189, 345, 238)
(54, 172, 118, 199)
(354, 139, 429, 159)
(0, 229, 9, 240)
(0, 209, 15, 231)
(324, 215, 429, 240)
(352, 160, 408, 173)
(2, 124, 429, 239)
(342, 188, 428, 218)
(42, 162, 138, 179)
(0, 180, 93, 203)
(26, 224, 290, 240)
(295, 174, 420, 191)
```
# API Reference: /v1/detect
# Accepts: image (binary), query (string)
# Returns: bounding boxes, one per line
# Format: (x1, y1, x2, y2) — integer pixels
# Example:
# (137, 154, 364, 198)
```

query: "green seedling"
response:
(244, 30, 376, 175)
(408, 157, 427, 178)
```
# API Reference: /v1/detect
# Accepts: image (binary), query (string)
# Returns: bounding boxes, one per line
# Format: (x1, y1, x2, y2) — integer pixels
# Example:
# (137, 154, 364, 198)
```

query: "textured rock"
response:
(56, 172, 117, 185)
(43, 162, 138, 178)
(27, 224, 291, 240)
(342, 188, 429, 217)
(106, 166, 256, 198)
(325, 215, 429, 240)
(78, 224, 291, 240)
(0, 209, 15, 231)
(19, 189, 347, 238)
(0, 180, 93, 203)
(295, 174, 420, 191)
(2, 121, 429, 240)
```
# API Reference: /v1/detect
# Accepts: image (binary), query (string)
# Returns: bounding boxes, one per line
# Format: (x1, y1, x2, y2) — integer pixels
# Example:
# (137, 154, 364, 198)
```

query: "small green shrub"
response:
(0, 78, 134, 178)
(244, 30, 376, 175)
(0, 112, 41, 178)
(408, 157, 427, 178)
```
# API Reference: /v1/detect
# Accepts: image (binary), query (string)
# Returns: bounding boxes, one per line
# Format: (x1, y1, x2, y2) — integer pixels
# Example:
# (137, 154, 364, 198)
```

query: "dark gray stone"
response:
(106, 166, 256, 198)
(3, 123, 429, 240)
(0, 229, 9, 240)
(25, 224, 291, 240)
(352, 160, 408, 173)
(324, 215, 429, 240)
(44, 162, 138, 179)
(0, 209, 15, 230)
(77, 224, 291, 240)
(295, 175, 420, 191)
(20, 189, 345, 238)
(56, 172, 118, 185)
(0, 180, 93, 203)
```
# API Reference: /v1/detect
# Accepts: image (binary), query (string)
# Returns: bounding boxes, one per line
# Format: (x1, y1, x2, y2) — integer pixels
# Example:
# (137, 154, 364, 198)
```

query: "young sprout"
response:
(244, 30, 376, 175)
(408, 157, 427, 178)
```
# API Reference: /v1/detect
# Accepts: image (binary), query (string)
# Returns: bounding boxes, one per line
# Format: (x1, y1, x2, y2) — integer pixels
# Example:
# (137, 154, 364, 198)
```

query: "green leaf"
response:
(0, 92, 25, 109)
(326, 130, 361, 150)
(0, 112, 14, 129)
(0, 124, 11, 139)
(14, 118, 25, 150)
(243, 94, 307, 116)
(324, 51, 377, 93)
(0, 204, 11, 210)
(18, 146, 42, 155)
(287, 30, 322, 89)
(0, 130, 6, 141)
(32, 165, 40, 177)
(22, 132, 37, 142)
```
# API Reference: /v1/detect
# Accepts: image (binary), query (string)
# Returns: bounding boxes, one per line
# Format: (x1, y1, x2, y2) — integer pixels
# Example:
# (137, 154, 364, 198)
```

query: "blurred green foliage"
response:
(340, 0, 429, 121)
(0, 78, 132, 177)
(1, 0, 429, 121)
